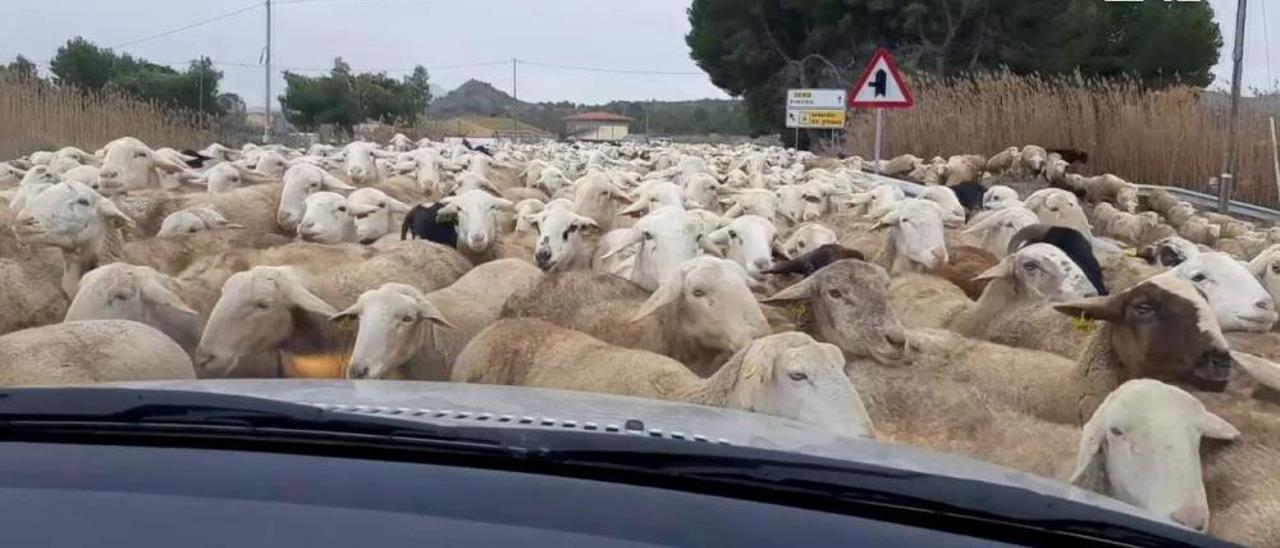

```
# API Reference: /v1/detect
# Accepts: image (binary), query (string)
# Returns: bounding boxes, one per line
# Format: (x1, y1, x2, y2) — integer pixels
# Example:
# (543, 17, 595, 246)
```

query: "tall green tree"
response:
(687, 0, 1222, 133)
(281, 59, 431, 130)
(49, 37, 115, 91)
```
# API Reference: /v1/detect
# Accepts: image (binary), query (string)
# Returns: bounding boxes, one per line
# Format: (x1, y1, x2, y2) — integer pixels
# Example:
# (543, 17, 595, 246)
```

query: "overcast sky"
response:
(2, 0, 1276, 108)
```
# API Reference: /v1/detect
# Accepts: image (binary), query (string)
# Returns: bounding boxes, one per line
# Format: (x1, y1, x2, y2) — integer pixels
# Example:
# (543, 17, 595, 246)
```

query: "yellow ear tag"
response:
(288, 353, 350, 379)
(1124, 248, 1138, 257)
(1071, 315, 1098, 333)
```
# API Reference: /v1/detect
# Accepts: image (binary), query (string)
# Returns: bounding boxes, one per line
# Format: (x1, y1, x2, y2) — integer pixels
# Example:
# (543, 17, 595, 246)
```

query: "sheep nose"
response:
(753, 257, 772, 271)
(1256, 299, 1273, 311)
(18, 215, 37, 227)
(1169, 505, 1208, 532)
(885, 330, 907, 350)
(100, 168, 119, 179)
(348, 364, 370, 379)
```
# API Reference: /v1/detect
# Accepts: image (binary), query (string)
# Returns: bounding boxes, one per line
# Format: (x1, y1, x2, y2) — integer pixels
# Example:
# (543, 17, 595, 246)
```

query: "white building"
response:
(563, 111, 635, 142)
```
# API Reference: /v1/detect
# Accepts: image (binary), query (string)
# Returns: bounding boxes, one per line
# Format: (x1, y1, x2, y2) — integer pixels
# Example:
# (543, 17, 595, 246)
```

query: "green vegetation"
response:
(279, 58, 432, 133)
(46, 37, 237, 117)
(687, 0, 1223, 133)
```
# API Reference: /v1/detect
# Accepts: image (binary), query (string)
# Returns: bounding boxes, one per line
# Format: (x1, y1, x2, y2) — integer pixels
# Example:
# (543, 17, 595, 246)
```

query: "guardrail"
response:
(1135, 185, 1280, 225)
(856, 170, 1280, 226)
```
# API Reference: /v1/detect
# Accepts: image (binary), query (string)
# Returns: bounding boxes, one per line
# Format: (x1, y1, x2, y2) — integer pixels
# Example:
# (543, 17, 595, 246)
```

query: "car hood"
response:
(115, 379, 1159, 524)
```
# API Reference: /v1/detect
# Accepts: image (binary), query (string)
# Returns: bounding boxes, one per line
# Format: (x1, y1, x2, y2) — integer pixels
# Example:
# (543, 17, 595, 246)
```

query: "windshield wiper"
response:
(0, 387, 514, 452)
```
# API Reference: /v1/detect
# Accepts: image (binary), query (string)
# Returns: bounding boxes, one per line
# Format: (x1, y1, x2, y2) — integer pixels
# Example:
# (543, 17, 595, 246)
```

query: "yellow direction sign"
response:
(786, 109, 846, 129)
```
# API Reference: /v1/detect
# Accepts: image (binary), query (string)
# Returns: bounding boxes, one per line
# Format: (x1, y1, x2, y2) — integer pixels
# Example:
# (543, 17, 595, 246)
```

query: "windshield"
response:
(1, 0, 1276, 544)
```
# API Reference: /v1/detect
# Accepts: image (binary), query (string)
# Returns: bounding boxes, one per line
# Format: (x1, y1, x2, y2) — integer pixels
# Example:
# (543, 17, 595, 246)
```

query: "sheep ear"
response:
(697, 233, 723, 257)
(278, 272, 338, 316)
(151, 151, 190, 173)
(98, 197, 136, 229)
(974, 258, 1013, 281)
(631, 269, 684, 323)
(139, 272, 197, 316)
(386, 196, 411, 214)
(1196, 406, 1240, 440)
(328, 300, 361, 323)
(707, 227, 730, 245)
(321, 171, 356, 191)
(1053, 295, 1121, 322)
(574, 215, 600, 232)
(619, 200, 647, 215)
(435, 203, 459, 222)
(1230, 351, 1280, 396)
(600, 229, 642, 260)
(760, 276, 814, 303)
(1068, 412, 1109, 493)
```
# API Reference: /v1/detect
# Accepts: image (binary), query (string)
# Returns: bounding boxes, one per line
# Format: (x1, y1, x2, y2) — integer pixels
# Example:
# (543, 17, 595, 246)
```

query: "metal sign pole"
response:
(873, 108, 884, 174)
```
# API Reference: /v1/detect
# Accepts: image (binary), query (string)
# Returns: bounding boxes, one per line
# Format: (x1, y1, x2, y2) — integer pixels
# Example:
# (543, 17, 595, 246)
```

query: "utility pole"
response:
(511, 58, 518, 136)
(263, 0, 273, 144)
(1220, 0, 1248, 213)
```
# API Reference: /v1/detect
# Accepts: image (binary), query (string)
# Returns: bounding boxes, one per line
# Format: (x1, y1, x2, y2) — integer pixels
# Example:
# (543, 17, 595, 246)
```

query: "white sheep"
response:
(961, 206, 1039, 257)
(346, 187, 410, 244)
(705, 215, 778, 279)
(619, 180, 683, 216)
(981, 185, 1021, 210)
(436, 189, 516, 264)
(1025, 188, 1092, 238)
(157, 206, 244, 237)
(297, 192, 357, 244)
(876, 199, 949, 273)
(598, 206, 716, 291)
(454, 321, 873, 439)
(0, 319, 195, 385)
(1169, 252, 1277, 332)
(277, 163, 356, 232)
(335, 259, 544, 380)
(528, 201, 600, 272)
(97, 137, 193, 191)
(779, 223, 837, 259)
(1070, 379, 1238, 532)
(720, 188, 780, 224)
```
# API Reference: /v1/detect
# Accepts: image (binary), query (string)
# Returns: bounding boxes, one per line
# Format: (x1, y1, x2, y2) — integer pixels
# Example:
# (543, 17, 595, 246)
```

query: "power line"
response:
(110, 2, 263, 50)
(518, 59, 705, 76)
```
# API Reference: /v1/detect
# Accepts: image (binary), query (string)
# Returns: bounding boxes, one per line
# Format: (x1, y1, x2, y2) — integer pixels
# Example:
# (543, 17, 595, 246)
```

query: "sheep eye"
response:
(337, 206, 347, 213)
(134, 152, 147, 158)
(1022, 262, 1038, 272)
(188, 227, 199, 233)
(255, 301, 271, 309)
(1190, 273, 1207, 283)
(787, 371, 808, 382)
(401, 315, 415, 323)
(803, 195, 822, 203)
(1133, 302, 1157, 317)
(75, 198, 90, 206)
(692, 288, 707, 298)
(729, 230, 739, 239)
(562, 230, 571, 240)
(798, 241, 807, 248)
(1109, 426, 1123, 437)
(827, 289, 842, 299)
(643, 231, 654, 240)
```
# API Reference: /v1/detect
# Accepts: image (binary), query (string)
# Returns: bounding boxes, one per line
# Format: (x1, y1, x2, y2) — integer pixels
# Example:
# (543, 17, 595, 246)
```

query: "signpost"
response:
(848, 48, 915, 173)
(786, 89, 847, 149)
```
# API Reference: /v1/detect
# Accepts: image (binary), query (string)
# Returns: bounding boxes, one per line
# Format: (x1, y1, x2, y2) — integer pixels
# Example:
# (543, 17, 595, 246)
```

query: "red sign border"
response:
(848, 48, 915, 109)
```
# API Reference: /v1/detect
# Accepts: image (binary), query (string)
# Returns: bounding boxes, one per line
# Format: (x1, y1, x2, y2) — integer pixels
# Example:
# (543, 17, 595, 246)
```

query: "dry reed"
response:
(0, 73, 216, 159)
(848, 71, 1280, 207)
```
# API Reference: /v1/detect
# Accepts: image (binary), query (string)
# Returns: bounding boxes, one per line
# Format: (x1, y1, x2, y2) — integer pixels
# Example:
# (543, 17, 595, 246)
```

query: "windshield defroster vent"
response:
(305, 402, 730, 445)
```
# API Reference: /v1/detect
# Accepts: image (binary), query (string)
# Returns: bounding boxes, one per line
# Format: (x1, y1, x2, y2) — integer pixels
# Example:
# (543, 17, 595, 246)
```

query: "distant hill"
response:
(428, 79, 749, 136)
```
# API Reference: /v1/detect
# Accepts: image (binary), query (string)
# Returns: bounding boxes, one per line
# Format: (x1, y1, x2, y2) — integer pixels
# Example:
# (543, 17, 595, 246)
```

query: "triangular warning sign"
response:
(849, 48, 914, 109)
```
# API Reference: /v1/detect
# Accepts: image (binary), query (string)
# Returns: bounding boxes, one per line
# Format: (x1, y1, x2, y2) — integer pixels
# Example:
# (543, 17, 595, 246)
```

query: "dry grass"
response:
(0, 73, 216, 159)
(848, 71, 1280, 207)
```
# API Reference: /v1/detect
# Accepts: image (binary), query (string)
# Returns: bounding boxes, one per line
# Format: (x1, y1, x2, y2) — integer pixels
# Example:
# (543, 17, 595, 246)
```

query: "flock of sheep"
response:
(3, 135, 1280, 543)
